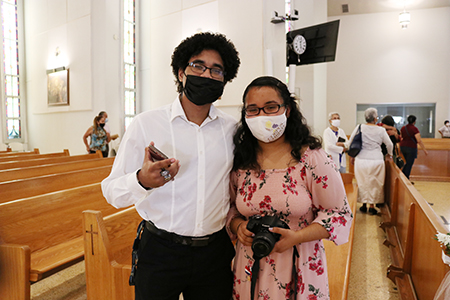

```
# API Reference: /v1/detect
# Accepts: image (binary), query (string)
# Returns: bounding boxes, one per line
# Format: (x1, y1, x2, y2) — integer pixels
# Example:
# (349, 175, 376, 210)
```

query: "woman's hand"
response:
(269, 227, 300, 253)
(234, 219, 254, 247)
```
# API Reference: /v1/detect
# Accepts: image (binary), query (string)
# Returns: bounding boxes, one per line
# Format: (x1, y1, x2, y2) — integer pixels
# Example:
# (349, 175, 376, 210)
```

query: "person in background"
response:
(98, 111, 119, 156)
(400, 115, 428, 180)
(227, 76, 353, 300)
(348, 108, 393, 215)
(102, 32, 240, 300)
(378, 115, 401, 158)
(83, 115, 110, 157)
(323, 112, 348, 173)
(438, 120, 450, 138)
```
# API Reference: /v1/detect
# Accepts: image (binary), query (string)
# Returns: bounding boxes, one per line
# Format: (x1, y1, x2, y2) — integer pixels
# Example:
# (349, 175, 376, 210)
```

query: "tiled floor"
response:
(31, 180, 450, 300)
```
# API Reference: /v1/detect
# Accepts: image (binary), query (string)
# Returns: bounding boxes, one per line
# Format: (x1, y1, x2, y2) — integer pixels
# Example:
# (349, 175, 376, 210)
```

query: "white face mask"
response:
(331, 119, 340, 128)
(245, 113, 287, 143)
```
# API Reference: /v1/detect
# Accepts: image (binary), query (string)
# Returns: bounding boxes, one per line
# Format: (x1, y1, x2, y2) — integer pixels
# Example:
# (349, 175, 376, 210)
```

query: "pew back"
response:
(0, 152, 102, 171)
(0, 165, 112, 204)
(410, 138, 450, 181)
(0, 148, 39, 157)
(0, 157, 114, 182)
(383, 159, 449, 299)
(0, 149, 68, 162)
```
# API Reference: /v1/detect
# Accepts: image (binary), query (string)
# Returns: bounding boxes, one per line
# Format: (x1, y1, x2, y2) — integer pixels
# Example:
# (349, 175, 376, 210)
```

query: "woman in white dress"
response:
(348, 108, 393, 215)
(323, 112, 348, 173)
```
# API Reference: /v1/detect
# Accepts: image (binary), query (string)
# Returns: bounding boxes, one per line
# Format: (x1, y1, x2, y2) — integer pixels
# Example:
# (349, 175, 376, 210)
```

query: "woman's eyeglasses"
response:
(244, 104, 285, 116)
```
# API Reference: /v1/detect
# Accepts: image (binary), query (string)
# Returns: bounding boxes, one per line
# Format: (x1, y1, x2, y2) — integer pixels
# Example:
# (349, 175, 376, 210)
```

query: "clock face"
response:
(293, 35, 306, 55)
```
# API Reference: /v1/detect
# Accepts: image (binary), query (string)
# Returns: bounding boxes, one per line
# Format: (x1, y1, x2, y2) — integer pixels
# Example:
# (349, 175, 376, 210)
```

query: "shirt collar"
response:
(170, 96, 219, 123)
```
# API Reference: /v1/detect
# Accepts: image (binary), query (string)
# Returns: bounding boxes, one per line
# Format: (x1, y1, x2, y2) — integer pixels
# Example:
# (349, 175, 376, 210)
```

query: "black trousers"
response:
(134, 226, 235, 300)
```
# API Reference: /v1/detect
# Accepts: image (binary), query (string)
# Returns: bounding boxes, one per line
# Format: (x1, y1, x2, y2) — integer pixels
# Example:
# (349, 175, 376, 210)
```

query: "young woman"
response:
(227, 76, 353, 300)
(83, 115, 110, 157)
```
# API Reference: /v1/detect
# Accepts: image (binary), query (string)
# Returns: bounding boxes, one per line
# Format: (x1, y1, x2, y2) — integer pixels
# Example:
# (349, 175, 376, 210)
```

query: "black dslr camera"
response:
(246, 215, 289, 259)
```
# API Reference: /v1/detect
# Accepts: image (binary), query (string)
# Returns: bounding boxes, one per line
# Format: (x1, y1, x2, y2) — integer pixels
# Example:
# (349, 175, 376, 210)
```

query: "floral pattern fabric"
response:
(90, 127, 107, 152)
(227, 148, 353, 300)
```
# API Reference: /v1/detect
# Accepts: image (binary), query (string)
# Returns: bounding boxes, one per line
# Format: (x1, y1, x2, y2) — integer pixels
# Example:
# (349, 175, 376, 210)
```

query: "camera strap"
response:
(250, 246, 299, 300)
(129, 220, 146, 286)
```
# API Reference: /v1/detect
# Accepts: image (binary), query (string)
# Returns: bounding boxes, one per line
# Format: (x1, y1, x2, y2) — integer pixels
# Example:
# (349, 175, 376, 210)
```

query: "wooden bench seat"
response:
(0, 183, 123, 300)
(82, 173, 357, 300)
(0, 165, 112, 204)
(0, 152, 102, 171)
(0, 157, 114, 183)
(0, 149, 68, 162)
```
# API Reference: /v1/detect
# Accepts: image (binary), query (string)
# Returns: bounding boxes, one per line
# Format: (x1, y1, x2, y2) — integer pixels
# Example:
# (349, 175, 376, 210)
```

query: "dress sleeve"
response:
(304, 148, 354, 245)
(226, 171, 243, 240)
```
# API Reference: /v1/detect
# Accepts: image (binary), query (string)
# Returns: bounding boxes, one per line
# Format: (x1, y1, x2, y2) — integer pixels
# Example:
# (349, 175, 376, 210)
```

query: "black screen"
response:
(286, 20, 340, 66)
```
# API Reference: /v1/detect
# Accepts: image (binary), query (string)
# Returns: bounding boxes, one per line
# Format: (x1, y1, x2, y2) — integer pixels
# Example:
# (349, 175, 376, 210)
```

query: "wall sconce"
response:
(46, 66, 66, 74)
(399, 10, 410, 29)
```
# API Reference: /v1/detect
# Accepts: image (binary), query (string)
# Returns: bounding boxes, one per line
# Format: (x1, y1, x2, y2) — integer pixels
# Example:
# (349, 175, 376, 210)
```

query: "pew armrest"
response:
(0, 244, 31, 300)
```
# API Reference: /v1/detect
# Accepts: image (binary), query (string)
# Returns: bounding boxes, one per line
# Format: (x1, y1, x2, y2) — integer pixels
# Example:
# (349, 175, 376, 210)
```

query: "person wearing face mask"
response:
(323, 112, 348, 173)
(438, 120, 450, 138)
(97, 111, 119, 157)
(82, 115, 111, 157)
(227, 76, 353, 300)
(101, 32, 240, 300)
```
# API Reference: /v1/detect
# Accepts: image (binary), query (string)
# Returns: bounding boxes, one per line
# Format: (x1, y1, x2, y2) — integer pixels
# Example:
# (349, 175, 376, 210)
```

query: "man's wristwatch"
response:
(136, 169, 152, 190)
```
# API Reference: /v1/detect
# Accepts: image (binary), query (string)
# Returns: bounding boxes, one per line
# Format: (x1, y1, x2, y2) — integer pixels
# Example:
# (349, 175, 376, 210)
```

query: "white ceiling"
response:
(327, 0, 450, 16)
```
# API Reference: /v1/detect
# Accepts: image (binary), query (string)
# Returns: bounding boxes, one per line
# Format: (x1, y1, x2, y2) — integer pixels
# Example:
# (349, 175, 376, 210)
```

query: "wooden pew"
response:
(0, 183, 123, 300)
(83, 208, 141, 300)
(410, 138, 450, 182)
(0, 149, 68, 162)
(380, 159, 449, 299)
(0, 148, 39, 157)
(82, 173, 357, 300)
(0, 152, 102, 171)
(0, 165, 112, 204)
(0, 157, 114, 183)
(324, 172, 357, 300)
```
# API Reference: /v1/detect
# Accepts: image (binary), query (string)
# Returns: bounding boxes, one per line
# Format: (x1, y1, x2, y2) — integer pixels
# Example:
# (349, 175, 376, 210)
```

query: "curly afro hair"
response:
(171, 32, 240, 93)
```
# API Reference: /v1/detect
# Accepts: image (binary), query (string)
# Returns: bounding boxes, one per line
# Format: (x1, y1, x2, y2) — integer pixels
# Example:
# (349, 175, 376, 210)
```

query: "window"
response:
(356, 103, 436, 138)
(1, 0, 23, 142)
(123, 0, 136, 131)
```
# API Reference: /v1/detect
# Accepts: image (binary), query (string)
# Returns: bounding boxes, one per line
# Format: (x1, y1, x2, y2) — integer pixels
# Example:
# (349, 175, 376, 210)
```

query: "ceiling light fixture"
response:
(399, 8, 410, 29)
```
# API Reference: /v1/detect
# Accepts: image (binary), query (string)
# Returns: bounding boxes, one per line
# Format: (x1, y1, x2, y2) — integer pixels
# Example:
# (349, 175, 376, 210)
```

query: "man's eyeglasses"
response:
(244, 104, 285, 116)
(187, 62, 225, 80)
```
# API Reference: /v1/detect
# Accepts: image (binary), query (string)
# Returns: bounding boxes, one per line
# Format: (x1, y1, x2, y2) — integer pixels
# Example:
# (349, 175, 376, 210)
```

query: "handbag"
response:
(394, 145, 405, 169)
(347, 124, 362, 157)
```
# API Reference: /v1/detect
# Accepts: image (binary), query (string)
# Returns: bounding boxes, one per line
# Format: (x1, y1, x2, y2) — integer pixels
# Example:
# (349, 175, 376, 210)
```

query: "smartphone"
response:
(148, 144, 168, 161)
(337, 137, 346, 143)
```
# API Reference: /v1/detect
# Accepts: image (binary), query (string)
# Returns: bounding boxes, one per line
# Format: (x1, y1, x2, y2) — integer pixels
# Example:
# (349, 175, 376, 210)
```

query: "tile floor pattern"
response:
(30, 180, 450, 300)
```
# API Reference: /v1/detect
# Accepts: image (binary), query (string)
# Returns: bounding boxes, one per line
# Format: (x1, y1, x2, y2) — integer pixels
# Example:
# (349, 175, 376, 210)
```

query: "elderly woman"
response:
(323, 112, 349, 173)
(348, 108, 393, 215)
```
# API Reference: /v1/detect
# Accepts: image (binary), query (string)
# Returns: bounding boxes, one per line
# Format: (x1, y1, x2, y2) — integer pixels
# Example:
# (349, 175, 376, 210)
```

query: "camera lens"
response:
(252, 234, 277, 258)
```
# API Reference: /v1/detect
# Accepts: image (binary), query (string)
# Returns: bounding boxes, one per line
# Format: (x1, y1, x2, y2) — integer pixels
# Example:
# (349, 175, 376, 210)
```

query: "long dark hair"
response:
(232, 76, 321, 171)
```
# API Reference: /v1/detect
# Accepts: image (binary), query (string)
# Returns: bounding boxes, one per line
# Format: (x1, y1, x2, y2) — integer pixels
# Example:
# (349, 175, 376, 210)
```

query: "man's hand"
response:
(137, 143, 180, 189)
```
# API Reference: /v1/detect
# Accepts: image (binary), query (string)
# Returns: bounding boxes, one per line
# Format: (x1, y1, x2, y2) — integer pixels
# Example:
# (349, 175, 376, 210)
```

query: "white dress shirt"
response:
(101, 97, 237, 237)
(323, 127, 348, 170)
(439, 125, 450, 138)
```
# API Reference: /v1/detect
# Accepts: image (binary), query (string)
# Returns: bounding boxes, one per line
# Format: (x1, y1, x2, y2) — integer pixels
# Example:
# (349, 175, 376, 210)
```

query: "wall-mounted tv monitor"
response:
(286, 20, 340, 66)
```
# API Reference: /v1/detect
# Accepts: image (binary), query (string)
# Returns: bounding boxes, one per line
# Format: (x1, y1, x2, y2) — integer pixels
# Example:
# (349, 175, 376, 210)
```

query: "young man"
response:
(101, 32, 240, 300)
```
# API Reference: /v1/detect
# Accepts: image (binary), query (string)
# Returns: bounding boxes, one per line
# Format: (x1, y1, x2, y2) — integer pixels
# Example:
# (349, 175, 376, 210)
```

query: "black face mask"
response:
(99, 123, 105, 128)
(183, 75, 224, 106)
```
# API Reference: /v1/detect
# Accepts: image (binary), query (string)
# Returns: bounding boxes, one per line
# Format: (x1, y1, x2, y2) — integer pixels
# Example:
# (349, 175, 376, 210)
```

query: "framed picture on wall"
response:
(47, 68, 69, 106)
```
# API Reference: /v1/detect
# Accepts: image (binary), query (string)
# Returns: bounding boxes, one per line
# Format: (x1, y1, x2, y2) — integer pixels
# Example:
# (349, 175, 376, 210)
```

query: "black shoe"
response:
(359, 204, 367, 213)
(369, 208, 378, 215)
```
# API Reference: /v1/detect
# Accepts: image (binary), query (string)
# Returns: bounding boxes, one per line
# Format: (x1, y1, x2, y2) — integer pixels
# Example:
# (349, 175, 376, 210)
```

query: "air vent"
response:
(342, 4, 349, 13)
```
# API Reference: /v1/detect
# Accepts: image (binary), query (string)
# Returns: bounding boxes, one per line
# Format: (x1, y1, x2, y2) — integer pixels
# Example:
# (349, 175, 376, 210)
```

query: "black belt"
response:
(145, 221, 221, 247)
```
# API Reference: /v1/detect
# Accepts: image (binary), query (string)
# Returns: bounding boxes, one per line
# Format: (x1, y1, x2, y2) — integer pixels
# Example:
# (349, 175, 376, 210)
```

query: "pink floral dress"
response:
(227, 148, 353, 300)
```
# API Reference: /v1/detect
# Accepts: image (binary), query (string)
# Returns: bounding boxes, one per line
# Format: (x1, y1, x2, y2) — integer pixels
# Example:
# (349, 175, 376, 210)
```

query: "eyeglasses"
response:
(187, 62, 225, 80)
(244, 104, 285, 116)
